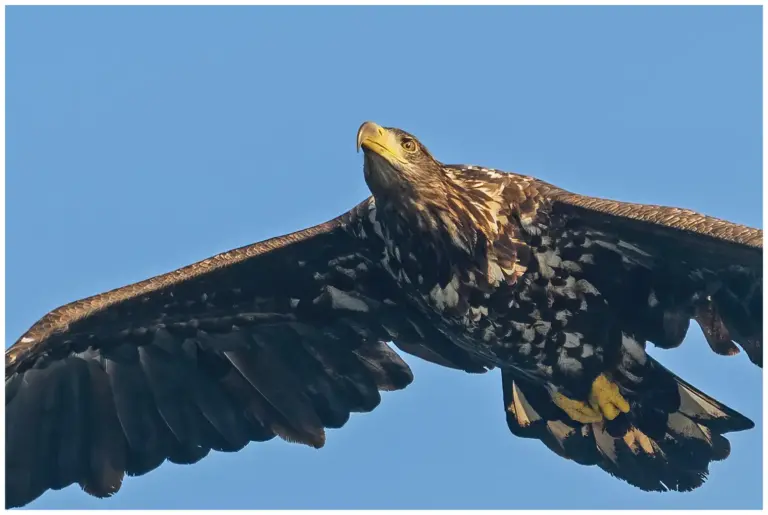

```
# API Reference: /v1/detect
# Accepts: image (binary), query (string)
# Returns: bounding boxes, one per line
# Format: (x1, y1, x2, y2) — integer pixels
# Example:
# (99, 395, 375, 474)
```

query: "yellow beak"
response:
(356, 121, 403, 163)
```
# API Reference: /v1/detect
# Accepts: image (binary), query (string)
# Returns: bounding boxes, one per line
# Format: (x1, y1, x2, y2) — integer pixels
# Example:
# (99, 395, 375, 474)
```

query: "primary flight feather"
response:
(6, 122, 762, 507)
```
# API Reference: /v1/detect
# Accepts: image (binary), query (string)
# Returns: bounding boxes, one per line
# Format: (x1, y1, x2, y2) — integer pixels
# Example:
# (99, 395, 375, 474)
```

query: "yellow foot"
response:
(552, 391, 602, 423)
(552, 374, 630, 423)
(588, 374, 630, 420)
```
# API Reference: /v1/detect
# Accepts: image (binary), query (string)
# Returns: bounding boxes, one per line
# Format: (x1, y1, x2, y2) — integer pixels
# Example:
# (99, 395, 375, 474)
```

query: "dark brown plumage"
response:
(6, 122, 761, 508)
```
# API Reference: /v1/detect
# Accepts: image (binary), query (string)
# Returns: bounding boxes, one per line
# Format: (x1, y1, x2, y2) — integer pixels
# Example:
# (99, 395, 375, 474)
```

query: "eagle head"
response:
(356, 121, 493, 258)
(356, 121, 447, 207)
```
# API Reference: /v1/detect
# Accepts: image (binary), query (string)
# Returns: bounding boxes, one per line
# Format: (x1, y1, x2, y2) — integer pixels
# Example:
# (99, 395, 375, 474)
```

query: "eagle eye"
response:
(401, 138, 417, 153)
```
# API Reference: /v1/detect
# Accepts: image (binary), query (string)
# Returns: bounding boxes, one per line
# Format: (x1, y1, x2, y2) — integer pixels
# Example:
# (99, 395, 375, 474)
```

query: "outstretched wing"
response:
(495, 179, 761, 491)
(541, 185, 762, 366)
(5, 198, 485, 509)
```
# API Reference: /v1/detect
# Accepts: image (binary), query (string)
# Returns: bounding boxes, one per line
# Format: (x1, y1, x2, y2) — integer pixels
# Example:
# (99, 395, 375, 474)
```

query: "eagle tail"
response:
(501, 362, 754, 492)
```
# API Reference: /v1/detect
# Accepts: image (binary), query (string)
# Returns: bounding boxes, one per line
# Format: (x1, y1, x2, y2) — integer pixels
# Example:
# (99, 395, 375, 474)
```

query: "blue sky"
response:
(6, 5, 762, 510)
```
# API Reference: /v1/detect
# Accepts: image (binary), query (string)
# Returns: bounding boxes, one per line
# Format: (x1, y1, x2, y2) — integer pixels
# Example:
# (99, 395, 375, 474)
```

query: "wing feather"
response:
(4, 199, 463, 508)
(539, 184, 762, 365)
(545, 187, 761, 266)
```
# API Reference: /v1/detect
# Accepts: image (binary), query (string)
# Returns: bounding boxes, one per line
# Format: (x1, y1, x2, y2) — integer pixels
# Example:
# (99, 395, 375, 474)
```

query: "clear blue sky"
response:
(6, 5, 762, 510)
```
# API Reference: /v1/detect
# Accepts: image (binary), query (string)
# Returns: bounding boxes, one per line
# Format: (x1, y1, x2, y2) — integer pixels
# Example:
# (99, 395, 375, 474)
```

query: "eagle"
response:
(6, 122, 762, 508)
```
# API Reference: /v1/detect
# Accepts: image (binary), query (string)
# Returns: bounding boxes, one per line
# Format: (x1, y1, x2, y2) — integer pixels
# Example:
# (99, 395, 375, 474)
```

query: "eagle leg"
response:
(552, 374, 630, 423)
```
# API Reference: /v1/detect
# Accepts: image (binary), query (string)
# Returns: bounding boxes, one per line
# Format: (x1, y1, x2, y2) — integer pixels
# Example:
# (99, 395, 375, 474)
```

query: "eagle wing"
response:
(5, 198, 486, 509)
(498, 179, 761, 491)
(543, 185, 762, 366)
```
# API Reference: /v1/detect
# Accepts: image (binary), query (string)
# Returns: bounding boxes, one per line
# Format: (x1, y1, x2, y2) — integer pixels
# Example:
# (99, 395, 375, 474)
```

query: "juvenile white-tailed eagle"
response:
(6, 122, 762, 508)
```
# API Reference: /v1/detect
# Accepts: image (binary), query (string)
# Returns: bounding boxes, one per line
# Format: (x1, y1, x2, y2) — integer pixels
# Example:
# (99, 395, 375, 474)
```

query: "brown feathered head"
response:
(356, 121, 448, 207)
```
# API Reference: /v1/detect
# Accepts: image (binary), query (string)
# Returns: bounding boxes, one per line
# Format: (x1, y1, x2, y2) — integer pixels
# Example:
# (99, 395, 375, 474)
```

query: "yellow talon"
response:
(588, 374, 630, 420)
(552, 374, 630, 423)
(552, 392, 602, 423)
